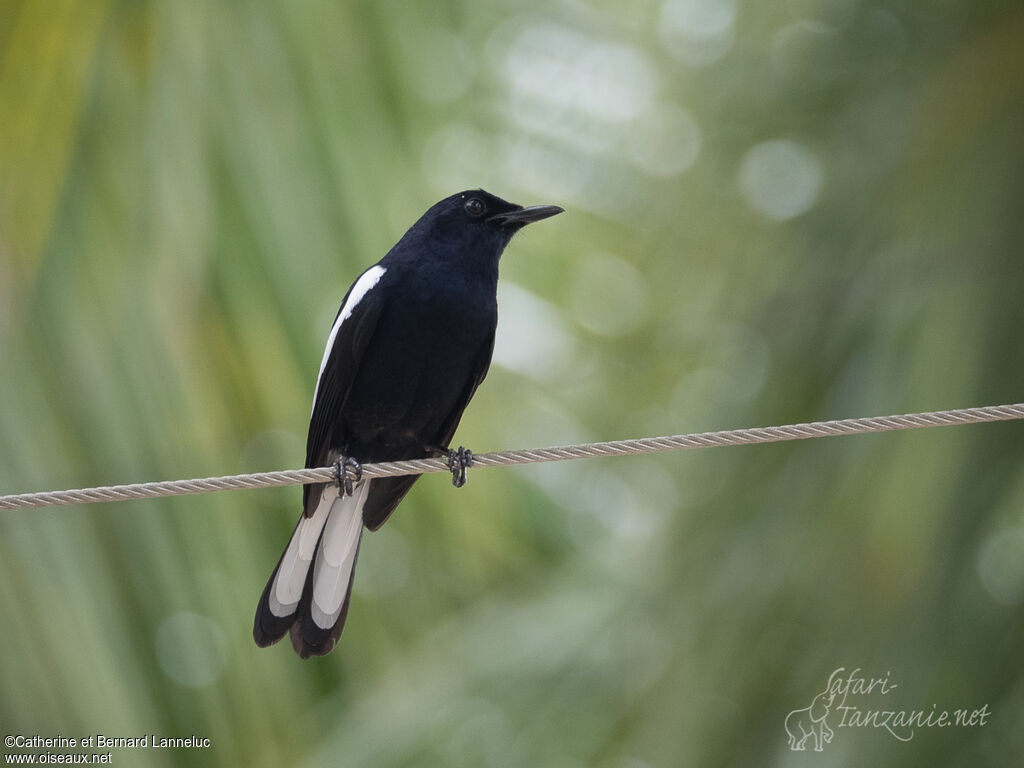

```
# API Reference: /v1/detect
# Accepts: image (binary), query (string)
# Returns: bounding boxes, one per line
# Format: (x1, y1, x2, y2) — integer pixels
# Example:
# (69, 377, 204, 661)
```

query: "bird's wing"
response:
(361, 325, 496, 531)
(303, 264, 388, 514)
(434, 324, 496, 447)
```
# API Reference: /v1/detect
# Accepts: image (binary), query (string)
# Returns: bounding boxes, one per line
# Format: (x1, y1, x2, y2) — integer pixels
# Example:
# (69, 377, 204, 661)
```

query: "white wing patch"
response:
(312, 265, 387, 410)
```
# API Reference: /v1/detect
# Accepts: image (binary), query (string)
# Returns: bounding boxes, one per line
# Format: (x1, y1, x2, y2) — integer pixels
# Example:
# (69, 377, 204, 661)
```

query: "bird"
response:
(253, 189, 563, 658)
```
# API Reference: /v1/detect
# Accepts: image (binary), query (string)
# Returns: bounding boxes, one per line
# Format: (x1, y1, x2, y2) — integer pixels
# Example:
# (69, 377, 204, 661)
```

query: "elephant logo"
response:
(785, 686, 836, 752)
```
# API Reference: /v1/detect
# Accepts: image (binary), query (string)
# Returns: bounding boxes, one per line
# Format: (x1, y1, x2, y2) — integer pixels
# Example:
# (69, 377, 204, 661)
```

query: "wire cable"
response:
(2, 403, 1022, 510)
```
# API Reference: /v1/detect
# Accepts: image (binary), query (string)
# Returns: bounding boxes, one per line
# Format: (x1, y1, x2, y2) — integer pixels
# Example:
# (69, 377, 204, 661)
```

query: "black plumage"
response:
(253, 189, 562, 657)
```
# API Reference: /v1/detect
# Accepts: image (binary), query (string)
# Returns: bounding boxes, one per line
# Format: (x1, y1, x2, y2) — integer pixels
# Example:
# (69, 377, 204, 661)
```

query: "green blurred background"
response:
(2, 0, 1023, 765)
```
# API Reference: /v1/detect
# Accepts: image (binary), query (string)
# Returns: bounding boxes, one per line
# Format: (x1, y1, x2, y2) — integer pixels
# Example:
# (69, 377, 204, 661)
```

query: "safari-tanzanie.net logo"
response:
(784, 667, 990, 752)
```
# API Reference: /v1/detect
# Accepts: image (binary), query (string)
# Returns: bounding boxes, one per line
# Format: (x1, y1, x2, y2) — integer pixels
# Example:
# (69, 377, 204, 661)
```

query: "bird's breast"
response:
(338, 273, 497, 457)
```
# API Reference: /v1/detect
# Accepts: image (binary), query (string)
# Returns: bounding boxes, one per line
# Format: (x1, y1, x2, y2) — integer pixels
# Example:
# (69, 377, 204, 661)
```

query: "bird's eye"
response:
(464, 198, 486, 217)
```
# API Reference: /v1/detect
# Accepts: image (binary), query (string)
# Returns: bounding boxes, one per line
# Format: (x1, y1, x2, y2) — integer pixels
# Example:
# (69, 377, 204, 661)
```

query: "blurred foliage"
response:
(2, 0, 1024, 766)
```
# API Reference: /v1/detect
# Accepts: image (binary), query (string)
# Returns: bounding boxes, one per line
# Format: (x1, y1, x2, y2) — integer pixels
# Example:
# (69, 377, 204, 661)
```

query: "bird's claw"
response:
(332, 456, 362, 496)
(446, 446, 474, 488)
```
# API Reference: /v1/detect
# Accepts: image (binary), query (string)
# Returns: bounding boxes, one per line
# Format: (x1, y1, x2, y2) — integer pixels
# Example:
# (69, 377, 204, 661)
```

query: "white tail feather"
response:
(268, 486, 335, 617)
(310, 481, 367, 629)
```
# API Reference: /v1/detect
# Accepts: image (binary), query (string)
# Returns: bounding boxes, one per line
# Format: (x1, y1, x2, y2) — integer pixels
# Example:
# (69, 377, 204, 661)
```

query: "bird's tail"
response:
(253, 481, 366, 658)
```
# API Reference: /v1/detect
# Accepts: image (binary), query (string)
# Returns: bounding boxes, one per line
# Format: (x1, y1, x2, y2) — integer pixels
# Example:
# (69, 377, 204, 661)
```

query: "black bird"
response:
(253, 189, 563, 657)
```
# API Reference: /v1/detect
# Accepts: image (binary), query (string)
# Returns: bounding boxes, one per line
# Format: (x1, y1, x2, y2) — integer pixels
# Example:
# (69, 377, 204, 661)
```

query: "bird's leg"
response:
(426, 445, 475, 487)
(332, 456, 363, 496)
(447, 446, 474, 488)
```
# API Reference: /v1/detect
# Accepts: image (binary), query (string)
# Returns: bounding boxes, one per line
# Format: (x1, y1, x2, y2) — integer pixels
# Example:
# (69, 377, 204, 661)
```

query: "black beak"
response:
(489, 204, 564, 228)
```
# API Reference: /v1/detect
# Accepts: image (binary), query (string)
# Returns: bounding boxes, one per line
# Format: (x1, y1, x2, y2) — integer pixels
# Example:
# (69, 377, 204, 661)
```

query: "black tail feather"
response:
(253, 547, 296, 647)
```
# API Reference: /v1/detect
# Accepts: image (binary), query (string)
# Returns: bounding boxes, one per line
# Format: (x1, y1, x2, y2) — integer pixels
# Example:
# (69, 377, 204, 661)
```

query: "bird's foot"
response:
(332, 456, 362, 496)
(446, 446, 474, 488)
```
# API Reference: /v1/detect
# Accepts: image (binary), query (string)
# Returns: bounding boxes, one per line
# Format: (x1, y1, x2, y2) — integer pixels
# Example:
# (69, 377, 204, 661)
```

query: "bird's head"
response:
(408, 190, 563, 266)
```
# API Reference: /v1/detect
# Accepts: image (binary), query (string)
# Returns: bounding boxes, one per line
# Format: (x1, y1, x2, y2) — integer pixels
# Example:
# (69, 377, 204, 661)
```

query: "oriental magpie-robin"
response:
(253, 190, 563, 657)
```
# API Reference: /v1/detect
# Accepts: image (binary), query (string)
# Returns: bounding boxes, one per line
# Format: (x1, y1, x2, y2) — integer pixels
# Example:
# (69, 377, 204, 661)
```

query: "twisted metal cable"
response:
(2, 403, 1022, 511)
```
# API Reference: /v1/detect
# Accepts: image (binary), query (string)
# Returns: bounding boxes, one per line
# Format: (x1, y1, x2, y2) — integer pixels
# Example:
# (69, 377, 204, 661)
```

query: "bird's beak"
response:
(488, 205, 565, 228)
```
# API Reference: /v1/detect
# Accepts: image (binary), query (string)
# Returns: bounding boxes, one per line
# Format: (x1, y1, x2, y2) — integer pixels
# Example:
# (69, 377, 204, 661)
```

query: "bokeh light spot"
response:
(493, 282, 577, 381)
(155, 612, 227, 687)
(501, 23, 656, 122)
(977, 527, 1024, 605)
(627, 102, 702, 177)
(738, 139, 823, 220)
(569, 252, 651, 338)
(659, 0, 738, 67)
